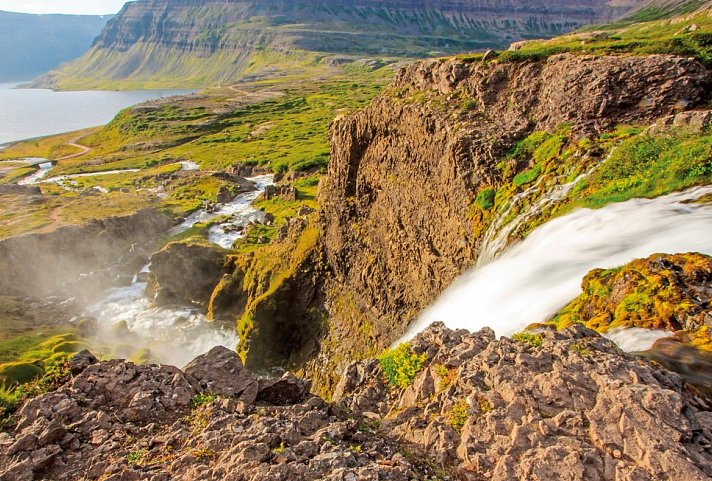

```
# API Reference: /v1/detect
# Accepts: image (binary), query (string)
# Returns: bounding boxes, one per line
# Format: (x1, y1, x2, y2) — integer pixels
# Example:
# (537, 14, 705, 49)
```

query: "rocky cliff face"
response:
(2, 325, 711, 480)
(0, 209, 173, 301)
(34, 0, 650, 88)
(313, 53, 711, 391)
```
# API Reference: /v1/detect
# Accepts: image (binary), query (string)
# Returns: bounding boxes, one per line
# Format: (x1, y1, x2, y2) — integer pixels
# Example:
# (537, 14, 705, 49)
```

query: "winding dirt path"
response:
(57, 135, 92, 161)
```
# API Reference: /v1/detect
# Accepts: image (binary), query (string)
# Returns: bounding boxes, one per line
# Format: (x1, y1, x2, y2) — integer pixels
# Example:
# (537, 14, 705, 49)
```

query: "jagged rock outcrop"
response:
(33, 0, 649, 89)
(230, 219, 327, 370)
(0, 209, 173, 301)
(0, 347, 421, 481)
(335, 323, 712, 480)
(313, 53, 711, 392)
(2, 327, 711, 480)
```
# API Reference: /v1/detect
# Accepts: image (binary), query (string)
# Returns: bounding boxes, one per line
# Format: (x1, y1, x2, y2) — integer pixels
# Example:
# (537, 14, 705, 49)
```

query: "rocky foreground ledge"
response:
(1, 325, 711, 481)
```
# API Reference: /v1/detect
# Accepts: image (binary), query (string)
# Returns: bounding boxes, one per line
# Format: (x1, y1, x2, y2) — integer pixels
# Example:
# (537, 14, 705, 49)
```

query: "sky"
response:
(0, 0, 129, 15)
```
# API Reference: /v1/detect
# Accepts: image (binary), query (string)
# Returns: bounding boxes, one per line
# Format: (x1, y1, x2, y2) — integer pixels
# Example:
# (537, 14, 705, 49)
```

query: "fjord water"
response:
(0, 83, 193, 145)
(404, 186, 712, 345)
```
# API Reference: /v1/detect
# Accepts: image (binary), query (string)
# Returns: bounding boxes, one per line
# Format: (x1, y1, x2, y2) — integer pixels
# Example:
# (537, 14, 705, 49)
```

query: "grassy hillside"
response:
(0, 67, 391, 238)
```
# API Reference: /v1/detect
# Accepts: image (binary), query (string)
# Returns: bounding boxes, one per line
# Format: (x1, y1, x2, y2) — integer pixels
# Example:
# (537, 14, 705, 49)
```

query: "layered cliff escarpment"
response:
(0, 209, 172, 301)
(33, 0, 648, 89)
(314, 52, 711, 391)
(2, 325, 711, 481)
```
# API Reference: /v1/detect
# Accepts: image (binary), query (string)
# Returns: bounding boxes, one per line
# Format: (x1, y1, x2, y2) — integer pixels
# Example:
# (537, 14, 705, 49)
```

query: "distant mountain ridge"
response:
(0, 11, 110, 82)
(32, 0, 652, 89)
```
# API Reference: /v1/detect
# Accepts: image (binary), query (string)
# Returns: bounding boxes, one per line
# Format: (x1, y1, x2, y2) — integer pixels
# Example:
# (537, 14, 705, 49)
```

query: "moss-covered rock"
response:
(0, 361, 43, 388)
(146, 239, 230, 308)
(549, 252, 712, 348)
(236, 217, 327, 370)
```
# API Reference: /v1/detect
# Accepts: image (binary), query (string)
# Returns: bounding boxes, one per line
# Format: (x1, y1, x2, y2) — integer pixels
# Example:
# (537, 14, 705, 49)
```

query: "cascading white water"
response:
(401, 186, 712, 347)
(84, 174, 274, 367)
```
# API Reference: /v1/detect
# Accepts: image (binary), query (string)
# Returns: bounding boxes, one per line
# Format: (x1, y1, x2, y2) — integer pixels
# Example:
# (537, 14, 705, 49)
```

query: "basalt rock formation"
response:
(2, 326, 711, 480)
(32, 0, 650, 89)
(312, 52, 711, 391)
(335, 323, 712, 480)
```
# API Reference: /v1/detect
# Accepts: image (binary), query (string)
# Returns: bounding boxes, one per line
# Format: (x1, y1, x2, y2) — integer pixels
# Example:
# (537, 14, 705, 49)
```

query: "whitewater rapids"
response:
(84, 175, 273, 367)
(402, 186, 712, 346)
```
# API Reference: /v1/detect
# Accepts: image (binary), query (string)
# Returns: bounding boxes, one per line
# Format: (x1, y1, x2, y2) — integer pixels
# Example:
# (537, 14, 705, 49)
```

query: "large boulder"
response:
(550, 252, 712, 345)
(146, 240, 229, 307)
(184, 346, 258, 402)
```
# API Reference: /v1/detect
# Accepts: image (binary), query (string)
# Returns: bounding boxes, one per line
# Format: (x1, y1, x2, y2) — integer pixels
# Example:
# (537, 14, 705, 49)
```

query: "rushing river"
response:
(0, 82, 194, 145)
(84, 175, 273, 367)
(403, 186, 712, 348)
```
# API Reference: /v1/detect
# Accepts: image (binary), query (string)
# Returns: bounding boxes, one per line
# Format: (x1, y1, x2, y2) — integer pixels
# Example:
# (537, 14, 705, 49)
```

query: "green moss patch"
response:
(378, 342, 427, 389)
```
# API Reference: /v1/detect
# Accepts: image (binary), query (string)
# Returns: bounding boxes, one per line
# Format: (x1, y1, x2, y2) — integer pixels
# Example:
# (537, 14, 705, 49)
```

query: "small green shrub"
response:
(449, 399, 469, 432)
(191, 392, 218, 408)
(512, 332, 543, 348)
(478, 398, 493, 413)
(378, 343, 427, 389)
(571, 342, 590, 356)
(461, 99, 478, 111)
(474, 188, 496, 210)
(513, 165, 542, 187)
(509, 131, 552, 159)
(126, 449, 148, 466)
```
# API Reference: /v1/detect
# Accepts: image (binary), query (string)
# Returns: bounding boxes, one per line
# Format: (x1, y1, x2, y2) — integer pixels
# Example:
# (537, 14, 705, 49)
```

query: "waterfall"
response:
(84, 175, 274, 367)
(401, 186, 712, 346)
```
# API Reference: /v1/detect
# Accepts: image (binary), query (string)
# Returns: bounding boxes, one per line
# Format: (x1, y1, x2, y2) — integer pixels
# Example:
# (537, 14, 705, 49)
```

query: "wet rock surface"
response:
(2, 325, 711, 480)
(146, 241, 229, 308)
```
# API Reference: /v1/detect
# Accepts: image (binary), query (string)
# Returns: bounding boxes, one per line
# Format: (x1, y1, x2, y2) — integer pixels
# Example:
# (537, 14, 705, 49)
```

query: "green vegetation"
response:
(477, 398, 493, 414)
(235, 220, 323, 362)
(378, 343, 427, 389)
(513, 165, 542, 187)
(548, 253, 712, 350)
(0, 296, 85, 422)
(569, 128, 712, 208)
(474, 188, 496, 210)
(0, 357, 73, 425)
(571, 342, 591, 357)
(0, 71, 390, 237)
(432, 363, 456, 392)
(0, 362, 43, 388)
(449, 399, 469, 432)
(126, 449, 148, 466)
(512, 332, 543, 348)
(493, 10, 712, 67)
(192, 392, 218, 407)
